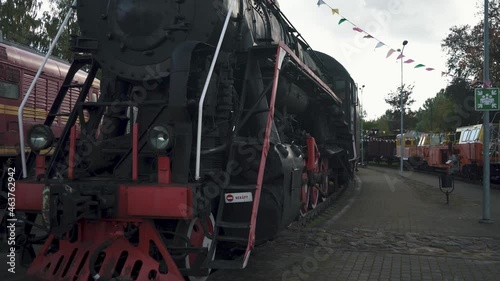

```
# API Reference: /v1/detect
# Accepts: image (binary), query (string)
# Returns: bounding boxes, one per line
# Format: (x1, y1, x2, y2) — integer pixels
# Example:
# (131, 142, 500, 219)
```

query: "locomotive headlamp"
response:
(27, 125, 54, 151)
(148, 125, 174, 151)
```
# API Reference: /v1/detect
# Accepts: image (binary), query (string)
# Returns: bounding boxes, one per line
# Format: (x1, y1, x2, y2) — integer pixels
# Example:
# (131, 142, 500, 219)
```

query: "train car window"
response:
(470, 128, 480, 141)
(405, 139, 411, 146)
(458, 132, 464, 142)
(0, 64, 4, 79)
(0, 81, 20, 99)
(461, 130, 470, 142)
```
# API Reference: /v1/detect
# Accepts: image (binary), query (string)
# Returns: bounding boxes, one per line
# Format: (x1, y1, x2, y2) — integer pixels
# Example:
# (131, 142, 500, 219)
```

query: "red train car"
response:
(0, 38, 100, 167)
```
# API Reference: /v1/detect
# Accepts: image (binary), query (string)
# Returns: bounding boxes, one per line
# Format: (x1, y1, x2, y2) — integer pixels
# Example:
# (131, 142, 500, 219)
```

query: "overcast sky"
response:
(279, 0, 482, 120)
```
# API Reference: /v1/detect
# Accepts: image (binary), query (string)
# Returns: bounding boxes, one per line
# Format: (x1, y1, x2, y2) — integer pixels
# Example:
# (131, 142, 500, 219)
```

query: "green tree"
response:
(363, 111, 393, 135)
(415, 91, 455, 133)
(0, 0, 44, 47)
(0, 0, 78, 61)
(442, 0, 499, 84)
(39, 0, 79, 61)
(384, 84, 417, 133)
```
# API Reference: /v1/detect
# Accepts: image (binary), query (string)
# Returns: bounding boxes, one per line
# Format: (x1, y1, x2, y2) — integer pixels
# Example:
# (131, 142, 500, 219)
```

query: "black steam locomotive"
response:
(15, 1, 360, 280)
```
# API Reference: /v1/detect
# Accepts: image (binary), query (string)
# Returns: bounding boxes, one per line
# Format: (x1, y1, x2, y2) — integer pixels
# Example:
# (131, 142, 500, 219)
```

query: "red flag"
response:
(353, 27, 363, 32)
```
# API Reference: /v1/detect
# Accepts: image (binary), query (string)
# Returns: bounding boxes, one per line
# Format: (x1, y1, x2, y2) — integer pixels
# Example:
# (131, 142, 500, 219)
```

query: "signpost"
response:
(475, 88, 499, 111)
(478, 0, 492, 223)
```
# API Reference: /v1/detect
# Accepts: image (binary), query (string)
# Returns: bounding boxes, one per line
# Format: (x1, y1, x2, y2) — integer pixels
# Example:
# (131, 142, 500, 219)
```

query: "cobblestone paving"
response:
(207, 227, 500, 281)
(207, 167, 500, 281)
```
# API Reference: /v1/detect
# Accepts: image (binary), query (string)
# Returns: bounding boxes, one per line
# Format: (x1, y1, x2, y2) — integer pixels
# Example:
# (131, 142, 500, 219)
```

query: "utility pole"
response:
(430, 104, 433, 132)
(360, 85, 365, 167)
(480, 0, 492, 223)
(399, 40, 408, 176)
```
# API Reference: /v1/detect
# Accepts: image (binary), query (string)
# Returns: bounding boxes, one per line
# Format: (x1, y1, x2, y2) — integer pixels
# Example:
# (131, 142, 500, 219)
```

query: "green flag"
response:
(414, 64, 425, 68)
(338, 18, 347, 25)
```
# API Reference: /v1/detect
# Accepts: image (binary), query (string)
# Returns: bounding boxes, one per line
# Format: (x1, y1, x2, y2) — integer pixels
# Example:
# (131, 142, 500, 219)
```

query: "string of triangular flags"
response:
(362, 136, 398, 143)
(316, 0, 449, 77)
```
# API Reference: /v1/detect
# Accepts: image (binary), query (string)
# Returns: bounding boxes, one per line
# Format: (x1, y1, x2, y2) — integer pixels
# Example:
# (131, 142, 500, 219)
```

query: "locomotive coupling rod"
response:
(195, 0, 237, 180)
(18, 0, 77, 178)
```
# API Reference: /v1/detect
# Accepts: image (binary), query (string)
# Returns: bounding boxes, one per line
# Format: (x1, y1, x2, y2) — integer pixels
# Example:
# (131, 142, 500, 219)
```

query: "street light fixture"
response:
(399, 40, 408, 176)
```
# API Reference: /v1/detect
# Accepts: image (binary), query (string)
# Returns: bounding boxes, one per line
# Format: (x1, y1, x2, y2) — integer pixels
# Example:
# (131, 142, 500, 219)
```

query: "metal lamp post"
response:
(360, 85, 365, 167)
(480, 0, 492, 223)
(399, 40, 408, 176)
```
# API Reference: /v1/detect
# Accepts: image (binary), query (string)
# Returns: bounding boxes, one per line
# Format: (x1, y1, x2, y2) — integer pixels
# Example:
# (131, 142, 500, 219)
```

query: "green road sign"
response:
(475, 88, 499, 111)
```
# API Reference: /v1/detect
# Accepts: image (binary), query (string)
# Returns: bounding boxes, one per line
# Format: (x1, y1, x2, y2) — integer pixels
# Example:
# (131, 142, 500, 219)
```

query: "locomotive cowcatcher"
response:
(13, 1, 360, 280)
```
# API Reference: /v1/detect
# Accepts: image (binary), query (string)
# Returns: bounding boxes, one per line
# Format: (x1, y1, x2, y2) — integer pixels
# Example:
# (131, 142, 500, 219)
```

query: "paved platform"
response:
(2, 167, 500, 280)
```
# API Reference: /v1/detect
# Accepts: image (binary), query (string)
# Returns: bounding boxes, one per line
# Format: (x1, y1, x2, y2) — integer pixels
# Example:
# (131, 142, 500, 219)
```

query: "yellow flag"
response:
(331, 8, 339, 14)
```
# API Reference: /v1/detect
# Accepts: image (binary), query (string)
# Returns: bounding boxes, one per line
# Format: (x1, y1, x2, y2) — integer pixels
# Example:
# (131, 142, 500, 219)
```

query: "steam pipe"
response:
(195, 0, 236, 180)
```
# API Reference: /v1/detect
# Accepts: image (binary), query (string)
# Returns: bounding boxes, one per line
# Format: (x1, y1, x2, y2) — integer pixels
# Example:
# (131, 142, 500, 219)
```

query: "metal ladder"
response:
(207, 46, 284, 269)
(25, 56, 98, 178)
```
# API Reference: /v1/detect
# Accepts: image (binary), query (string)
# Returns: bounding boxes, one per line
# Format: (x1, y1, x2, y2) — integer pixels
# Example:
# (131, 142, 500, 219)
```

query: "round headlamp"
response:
(27, 125, 54, 151)
(148, 125, 173, 151)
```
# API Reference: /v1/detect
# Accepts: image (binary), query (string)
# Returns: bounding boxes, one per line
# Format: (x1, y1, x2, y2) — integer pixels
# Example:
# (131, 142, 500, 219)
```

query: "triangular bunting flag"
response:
(404, 59, 415, 63)
(386, 49, 396, 58)
(363, 35, 373, 39)
(414, 64, 425, 68)
(317, 0, 326, 7)
(338, 18, 347, 25)
(425, 68, 435, 71)
(353, 27, 363, 32)
(331, 9, 339, 14)
(375, 42, 384, 49)
(396, 54, 405, 60)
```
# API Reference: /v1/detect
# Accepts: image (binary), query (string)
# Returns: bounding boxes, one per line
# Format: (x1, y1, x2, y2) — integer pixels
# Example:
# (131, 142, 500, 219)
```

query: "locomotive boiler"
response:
(14, 1, 360, 280)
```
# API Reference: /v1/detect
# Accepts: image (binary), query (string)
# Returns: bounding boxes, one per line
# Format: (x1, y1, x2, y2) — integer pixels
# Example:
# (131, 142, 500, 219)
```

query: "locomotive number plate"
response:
(224, 192, 253, 203)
